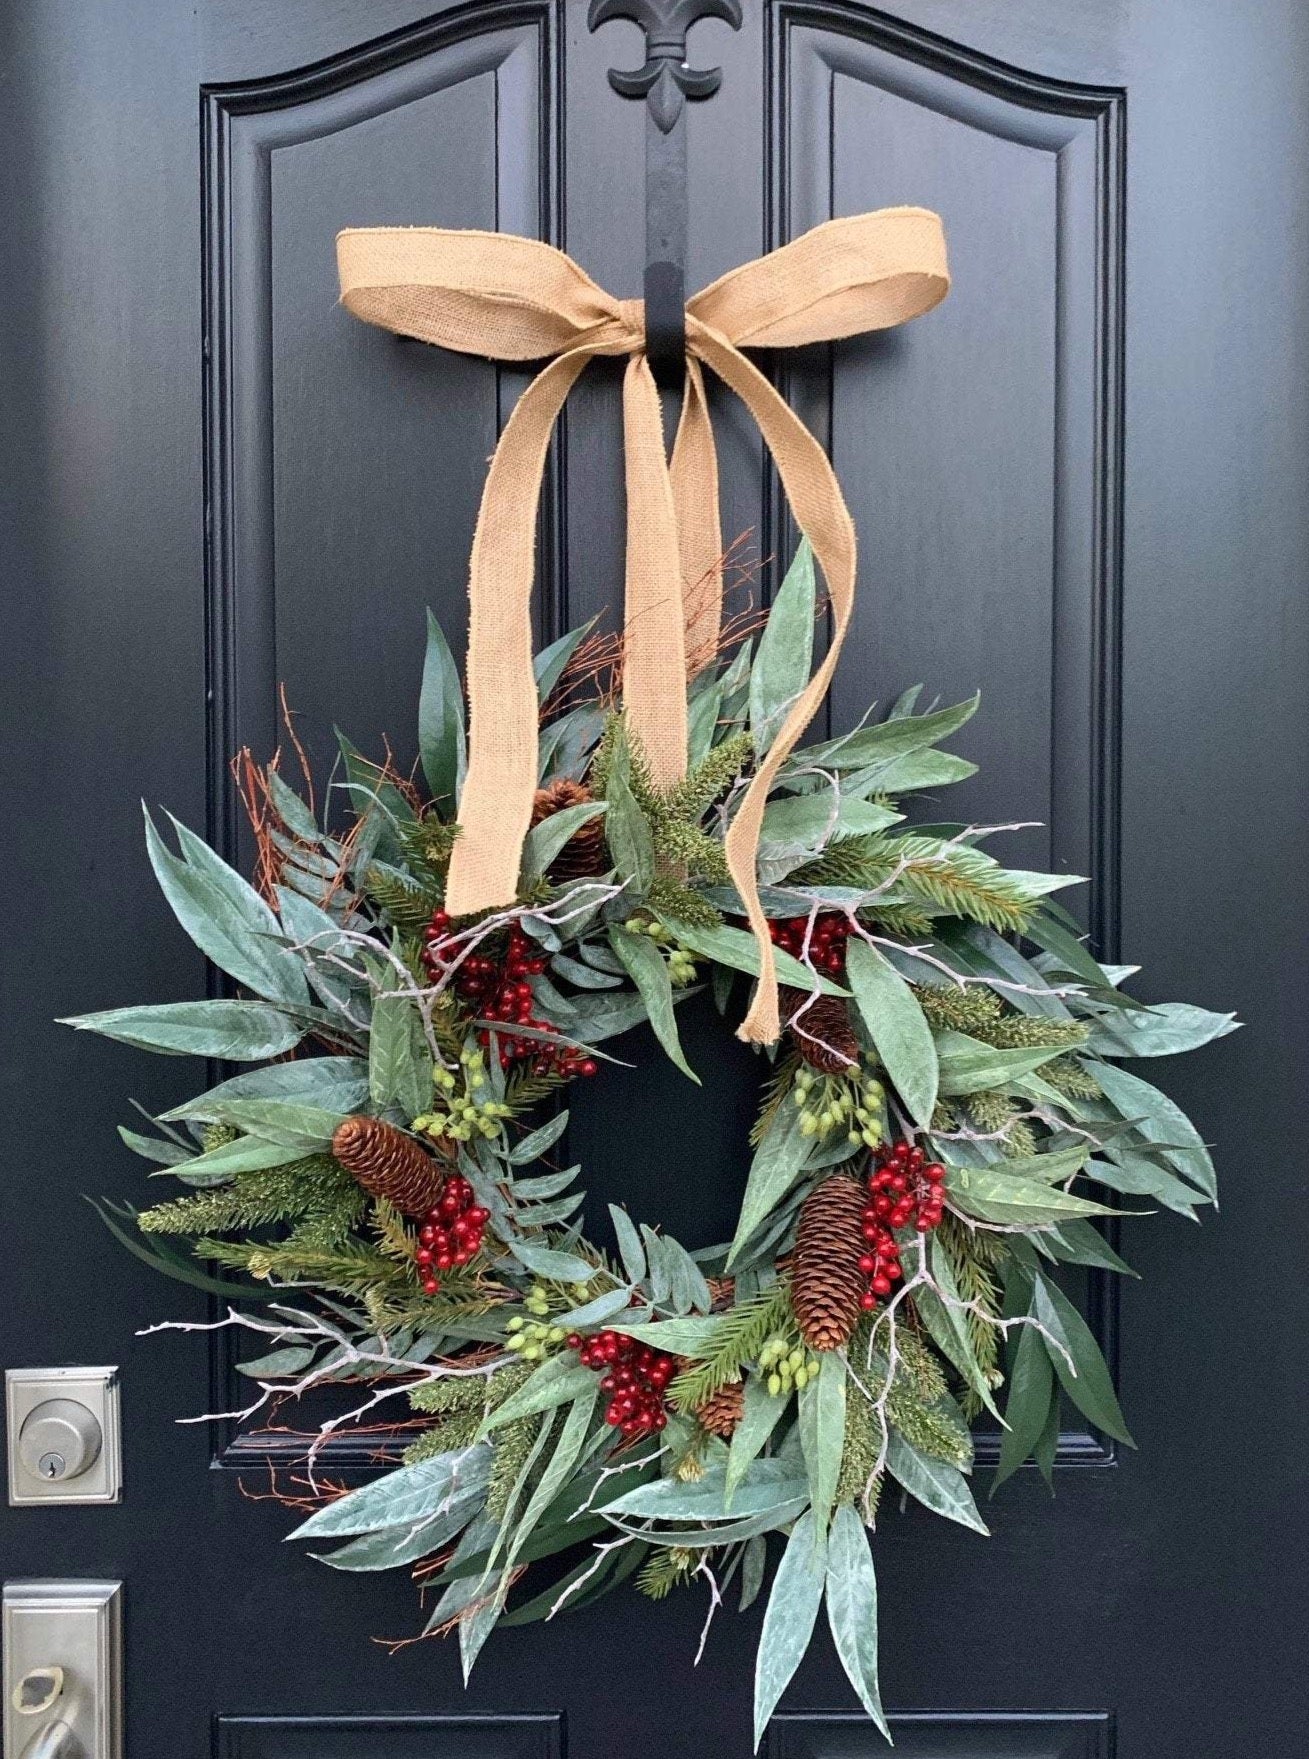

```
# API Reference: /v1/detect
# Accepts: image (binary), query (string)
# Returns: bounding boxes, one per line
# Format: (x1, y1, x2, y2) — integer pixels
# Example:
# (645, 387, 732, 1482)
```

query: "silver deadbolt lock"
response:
(17, 1405, 101, 1487)
(5, 1371, 120, 1507)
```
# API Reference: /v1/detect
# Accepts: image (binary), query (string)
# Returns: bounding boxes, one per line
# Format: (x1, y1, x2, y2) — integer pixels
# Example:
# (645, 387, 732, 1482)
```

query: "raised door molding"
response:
(768, 1709, 1112, 1758)
(202, 3, 562, 860)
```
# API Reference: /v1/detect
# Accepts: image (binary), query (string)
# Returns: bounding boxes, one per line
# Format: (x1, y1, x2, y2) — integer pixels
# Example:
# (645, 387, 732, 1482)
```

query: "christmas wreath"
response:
(67, 543, 1235, 1745)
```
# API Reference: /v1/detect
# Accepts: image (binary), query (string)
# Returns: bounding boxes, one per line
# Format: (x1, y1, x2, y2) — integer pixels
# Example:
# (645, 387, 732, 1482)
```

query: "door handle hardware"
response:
(11, 1669, 63, 1718)
(19, 1721, 79, 1759)
(4, 1372, 120, 1506)
(2, 1585, 120, 1759)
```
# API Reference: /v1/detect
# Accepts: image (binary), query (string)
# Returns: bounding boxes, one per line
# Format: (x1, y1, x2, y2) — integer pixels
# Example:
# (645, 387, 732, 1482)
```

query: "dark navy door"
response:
(2, 2, 1304, 1755)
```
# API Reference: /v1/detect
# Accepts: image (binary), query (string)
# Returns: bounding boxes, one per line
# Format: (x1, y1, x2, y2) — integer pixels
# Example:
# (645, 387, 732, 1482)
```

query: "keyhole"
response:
(38, 1453, 66, 1480)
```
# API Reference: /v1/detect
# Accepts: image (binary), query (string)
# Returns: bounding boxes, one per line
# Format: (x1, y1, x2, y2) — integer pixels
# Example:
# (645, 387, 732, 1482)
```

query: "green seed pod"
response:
(767, 1373, 782, 1398)
(787, 1349, 804, 1374)
(799, 1112, 818, 1136)
(522, 1344, 544, 1362)
(793, 1365, 809, 1392)
(506, 1317, 525, 1333)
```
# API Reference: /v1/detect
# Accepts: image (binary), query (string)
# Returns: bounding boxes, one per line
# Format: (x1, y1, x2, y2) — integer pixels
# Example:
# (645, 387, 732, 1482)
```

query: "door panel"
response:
(2, 2, 1304, 1756)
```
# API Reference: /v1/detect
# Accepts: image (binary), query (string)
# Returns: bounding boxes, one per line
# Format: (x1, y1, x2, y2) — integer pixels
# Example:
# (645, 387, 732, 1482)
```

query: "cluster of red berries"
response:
(422, 911, 598, 1079)
(414, 1175, 491, 1295)
(857, 1143, 947, 1310)
(768, 912, 851, 976)
(568, 1330, 675, 1437)
(869, 1140, 947, 1231)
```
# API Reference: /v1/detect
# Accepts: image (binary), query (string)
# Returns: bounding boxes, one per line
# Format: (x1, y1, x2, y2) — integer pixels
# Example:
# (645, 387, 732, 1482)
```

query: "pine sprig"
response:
(1042, 1055, 1102, 1099)
(835, 1379, 884, 1514)
(936, 1218, 1004, 1413)
(594, 714, 750, 884)
(138, 1156, 353, 1237)
(636, 1545, 699, 1600)
(364, 863, 437, 931)
(796, 835, 1038, 933)
(646, 874, 724, 929)
(668, 1282, 793, 1412)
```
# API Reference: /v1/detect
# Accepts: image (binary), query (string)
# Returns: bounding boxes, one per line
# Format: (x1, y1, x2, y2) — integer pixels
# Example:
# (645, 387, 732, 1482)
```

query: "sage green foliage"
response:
(70, 566, 1231, 1743)
(668, 1282, 793, 1412)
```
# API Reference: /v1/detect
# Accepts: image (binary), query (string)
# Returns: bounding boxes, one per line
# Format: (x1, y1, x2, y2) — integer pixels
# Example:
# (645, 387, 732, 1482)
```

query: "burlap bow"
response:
(336, 208, 949, 1042)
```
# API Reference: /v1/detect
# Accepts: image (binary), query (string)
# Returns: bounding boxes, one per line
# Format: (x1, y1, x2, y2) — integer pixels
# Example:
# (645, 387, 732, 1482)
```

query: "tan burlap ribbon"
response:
(336, 208, 949, 1042)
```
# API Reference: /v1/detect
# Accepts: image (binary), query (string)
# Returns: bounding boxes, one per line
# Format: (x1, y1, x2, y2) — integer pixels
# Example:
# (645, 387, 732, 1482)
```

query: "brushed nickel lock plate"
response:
(5, 1371, 120, 1507)
(2, 1582, 122, 1759)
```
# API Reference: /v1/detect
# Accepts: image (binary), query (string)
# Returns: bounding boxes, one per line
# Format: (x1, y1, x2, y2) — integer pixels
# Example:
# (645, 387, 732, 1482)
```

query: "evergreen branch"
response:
(935, 1217, 1004, 1414)
(138, 1156, 352, 1238)
(363, 863, 438, 931)
(646, 875, 724, 929)
(668, 1282, 793, 1412)
(1041, 1054, 1103, 1099)
(636, 1545, 699, 1600)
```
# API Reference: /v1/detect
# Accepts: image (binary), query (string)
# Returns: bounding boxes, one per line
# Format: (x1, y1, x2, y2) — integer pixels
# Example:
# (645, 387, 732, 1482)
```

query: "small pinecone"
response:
(781, 987, 861, 1073)
(331, 1116, 447, 1218)
(696, 1381, 745, 1438)
(792, 1174, 868, 1351)
(531, 778, 608, 882)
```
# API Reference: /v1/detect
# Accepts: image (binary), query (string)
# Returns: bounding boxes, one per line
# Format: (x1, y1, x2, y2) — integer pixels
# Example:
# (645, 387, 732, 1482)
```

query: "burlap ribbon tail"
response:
(336, 208, 949, 1042)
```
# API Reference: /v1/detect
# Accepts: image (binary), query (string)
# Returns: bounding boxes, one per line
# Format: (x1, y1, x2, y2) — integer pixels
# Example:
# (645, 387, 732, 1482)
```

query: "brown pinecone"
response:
(792, 1174, 868, 1351)
(696, 1381, 745, 1438)
(531, 778, 609, 882)
(331, 1116, 447, 1218)
(781, 987, 861, 1074)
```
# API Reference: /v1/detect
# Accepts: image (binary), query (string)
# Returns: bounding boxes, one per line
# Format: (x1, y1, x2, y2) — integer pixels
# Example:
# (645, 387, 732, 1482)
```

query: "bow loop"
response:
(336, 207, 949, 1041)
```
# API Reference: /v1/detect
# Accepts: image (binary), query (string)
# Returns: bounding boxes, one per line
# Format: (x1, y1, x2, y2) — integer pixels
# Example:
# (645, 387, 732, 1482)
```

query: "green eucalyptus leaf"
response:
(1032, 1272, 1134, 1445)
(288, 1444, 493, 1540)
(609, 926, 698, 1082)
(846, 940, 938, 1127)
(142, 810, 310, 1007)
(604, 768, 655, 893)
(163, 1057, 368, 1123)
(609, 1205, 647, 1284)
(945, 1162, 1119, 1227)
(1093, 1062, 1217, 1199)
(662, 918, 847, 997)
(934, 1031, 1068, 1096)
(725, 1377, 788, 1509)
(728, 1102, 814, 1266)
(992, 1317, 1055, 1491)
(369, 989, 430, 1119)
(798, 1351, 846, 1536)
(885, 1431, 989, 1533)
(60, 999, 304, 1061)
(479, 1356, 599, 1435)
(753, 1510, 828, 1750)
(750, 540, 816, 752)
(508, 1241, 596, 1284)
(796, 693, 979, 774)
(507, 1111, 570, 1165)
(611, 1315, 726, 1357)
(196, 1098, 343, 1150)
(418, 608, 466, 808)
(1088, 1001, 1239, 1059)
(1043, 1219, 1138, 1276)
(534, 621, 595, 702)
(522, 802, 608, 881)
(825, 1505, 890, 1739)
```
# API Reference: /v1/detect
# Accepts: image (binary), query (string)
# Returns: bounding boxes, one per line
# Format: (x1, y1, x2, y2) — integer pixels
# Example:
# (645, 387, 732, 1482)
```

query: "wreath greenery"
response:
(67, 543, 1234, 1745)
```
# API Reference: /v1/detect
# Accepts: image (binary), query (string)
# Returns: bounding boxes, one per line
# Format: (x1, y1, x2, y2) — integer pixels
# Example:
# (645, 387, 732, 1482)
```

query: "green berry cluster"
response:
(624, 916, 698, 986)
(504, 1314, 570, 1362)
(758, 1335, 821, 1396)
(412, 1046, 513, 1144)
(793, 1064, 885, 1147)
